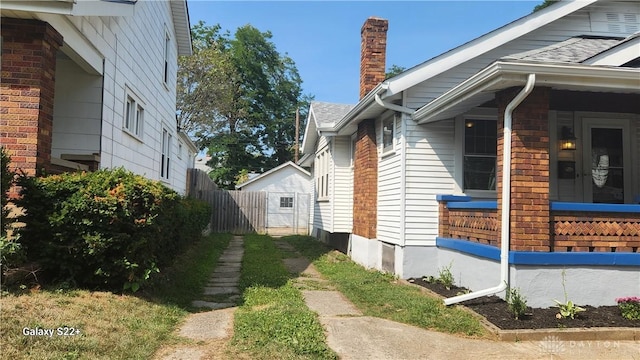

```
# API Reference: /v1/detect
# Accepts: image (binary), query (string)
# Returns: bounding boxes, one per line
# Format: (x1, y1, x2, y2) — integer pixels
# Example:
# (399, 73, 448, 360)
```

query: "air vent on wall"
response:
(591, 10, 640, 34)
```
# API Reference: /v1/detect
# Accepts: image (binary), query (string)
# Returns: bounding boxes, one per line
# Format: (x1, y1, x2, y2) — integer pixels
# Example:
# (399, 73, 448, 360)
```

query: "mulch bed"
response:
(408, 278, 639, 330)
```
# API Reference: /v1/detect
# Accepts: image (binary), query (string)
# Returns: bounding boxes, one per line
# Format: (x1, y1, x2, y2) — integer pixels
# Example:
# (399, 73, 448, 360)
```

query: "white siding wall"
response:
(377, 113, 403, 245)
(52, 57, 102, 158)
(53, 1, 188, 193)
(403, 119, 456, 245)
(333, 136, 353, 233)
(240, 167, 311, 194)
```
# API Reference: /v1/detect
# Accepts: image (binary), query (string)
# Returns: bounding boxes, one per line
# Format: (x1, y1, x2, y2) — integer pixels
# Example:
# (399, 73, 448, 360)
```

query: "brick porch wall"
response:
(352, 119, 377, 238)
(1, 18, 62, 181)
(496, 87, 551, 252)
(552, 212, 640, 252)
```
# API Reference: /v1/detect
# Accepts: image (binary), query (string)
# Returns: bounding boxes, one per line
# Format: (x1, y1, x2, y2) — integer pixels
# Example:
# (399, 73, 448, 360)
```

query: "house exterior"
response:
(300, 101, 355, 250)
(236, 161, 312, 235)
(302, 1, 639, 307)
(1, 0, 195, 194)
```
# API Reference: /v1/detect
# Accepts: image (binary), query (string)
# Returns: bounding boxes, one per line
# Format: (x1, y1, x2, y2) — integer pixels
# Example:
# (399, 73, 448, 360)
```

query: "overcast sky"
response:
(187, 1, 542, 105)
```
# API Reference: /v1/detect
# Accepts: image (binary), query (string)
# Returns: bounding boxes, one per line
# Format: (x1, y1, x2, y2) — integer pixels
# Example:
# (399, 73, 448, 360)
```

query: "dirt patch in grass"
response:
(409, 278, 639, 330)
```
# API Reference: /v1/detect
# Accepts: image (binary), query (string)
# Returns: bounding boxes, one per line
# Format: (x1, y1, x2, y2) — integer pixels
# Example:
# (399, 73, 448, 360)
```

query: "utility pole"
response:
(294, 107, 299, 163)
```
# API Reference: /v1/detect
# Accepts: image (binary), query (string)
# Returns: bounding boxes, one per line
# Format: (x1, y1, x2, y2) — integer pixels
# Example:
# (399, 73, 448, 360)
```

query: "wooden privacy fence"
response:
(200, 190, 267, 234)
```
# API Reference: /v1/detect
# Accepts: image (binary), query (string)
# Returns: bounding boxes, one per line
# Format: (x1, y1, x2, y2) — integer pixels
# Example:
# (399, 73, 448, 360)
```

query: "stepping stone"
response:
(203, 287, 239, 296)
(213, 266, 241, 273)
(191, 300, 236, 310)
(160, 347, 204, 360)
(303, 290, 362, 317)
(178, 308, 235, 340)
(208, 280, 238, 287)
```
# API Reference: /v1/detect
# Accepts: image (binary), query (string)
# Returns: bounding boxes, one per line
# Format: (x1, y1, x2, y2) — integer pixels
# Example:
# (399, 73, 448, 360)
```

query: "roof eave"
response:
(170, 0, 193, 56)
(414, 61, 640, 124)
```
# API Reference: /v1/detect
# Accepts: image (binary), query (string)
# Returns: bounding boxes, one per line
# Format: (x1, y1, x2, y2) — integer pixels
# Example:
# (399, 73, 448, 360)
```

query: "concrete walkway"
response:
(275, 240, 640, 360)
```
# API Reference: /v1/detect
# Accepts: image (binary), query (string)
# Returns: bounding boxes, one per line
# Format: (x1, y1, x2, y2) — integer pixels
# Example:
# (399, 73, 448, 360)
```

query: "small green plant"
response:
(437, 261, 455, 290)
(553, 270, 585, 319)
(505, 283, 528, 320)
(616, 297, 640, 320)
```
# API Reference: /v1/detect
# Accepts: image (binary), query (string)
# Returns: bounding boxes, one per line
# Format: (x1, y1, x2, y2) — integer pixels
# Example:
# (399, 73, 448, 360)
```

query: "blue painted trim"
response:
(446, 201, 497, 210)
(551, 202, 640, 213)
(436, 237, 639, 266)
(436, 237, 500, 261)
(436, 194, 471, 202)
(509, 251, 640, 266)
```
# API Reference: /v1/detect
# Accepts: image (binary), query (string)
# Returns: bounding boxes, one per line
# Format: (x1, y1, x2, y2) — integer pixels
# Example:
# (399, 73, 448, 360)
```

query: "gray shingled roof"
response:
(502, 36, 624, 64)
(311, 101, 354, 127)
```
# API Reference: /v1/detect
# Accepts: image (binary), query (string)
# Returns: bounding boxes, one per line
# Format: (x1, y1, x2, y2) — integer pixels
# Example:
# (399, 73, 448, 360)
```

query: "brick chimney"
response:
(360, 17, 388, 99)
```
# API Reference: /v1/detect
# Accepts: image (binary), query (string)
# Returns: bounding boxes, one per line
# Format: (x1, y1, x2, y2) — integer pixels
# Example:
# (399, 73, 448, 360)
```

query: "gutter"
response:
(443, 73, 536, 306)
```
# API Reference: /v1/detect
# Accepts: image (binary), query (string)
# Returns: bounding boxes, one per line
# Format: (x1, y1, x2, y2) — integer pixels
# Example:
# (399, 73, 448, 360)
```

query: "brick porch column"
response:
(353, 119, 377, 238)
(496, 87, 551, 251)
(1, 18, 63, 178)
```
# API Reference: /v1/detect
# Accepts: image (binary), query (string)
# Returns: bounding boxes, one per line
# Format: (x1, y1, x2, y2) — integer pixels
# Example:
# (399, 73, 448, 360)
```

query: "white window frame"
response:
(381, 113, 396, 156)
(315, 146, 330, 201)
(161, 128, 172, 181)
(164, 29, 171, 85)
(124, 89, 144, 140)
(455, 109, 498, 198)
(350, 133, 357, 168)
(177, 141, 183, 160)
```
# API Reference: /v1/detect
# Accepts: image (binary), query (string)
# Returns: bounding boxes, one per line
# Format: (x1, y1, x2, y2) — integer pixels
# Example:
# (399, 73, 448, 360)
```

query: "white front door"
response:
(582, 118, 631, 203)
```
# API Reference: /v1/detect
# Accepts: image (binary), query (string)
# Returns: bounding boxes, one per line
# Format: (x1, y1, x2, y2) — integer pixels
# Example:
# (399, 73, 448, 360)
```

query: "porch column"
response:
(496, 87, 551, 251)
(1, 18, 63, 178)
(353, 119, 377, 238)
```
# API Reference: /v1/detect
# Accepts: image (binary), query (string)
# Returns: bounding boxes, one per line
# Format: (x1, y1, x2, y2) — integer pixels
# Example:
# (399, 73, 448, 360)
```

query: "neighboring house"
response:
(1, 0, 195, 194)
(236, 161, 312, 235)
(194, 155, 214, 174)
(300, 101, 355, 251)
(301, 1, 639, 307)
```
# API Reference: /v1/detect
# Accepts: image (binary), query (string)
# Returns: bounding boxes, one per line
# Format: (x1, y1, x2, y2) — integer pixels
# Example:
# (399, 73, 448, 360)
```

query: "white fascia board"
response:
(333, 83, 385, 132)
(179, 132, 198, 154)
(1, 0, 135, 16)
(169, 0, 193, 56)
(36, 13, 104, 75)
(72, 0, 134, 17)
(583, 37, 640, 66)
(383, 0, 597, 97)
(414, 61, 640, 124)
(300, 107, 317, 155)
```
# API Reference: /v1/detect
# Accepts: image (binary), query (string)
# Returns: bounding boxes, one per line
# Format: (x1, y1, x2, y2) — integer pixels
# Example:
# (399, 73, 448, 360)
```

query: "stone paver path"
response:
(156, 236, 244, 360)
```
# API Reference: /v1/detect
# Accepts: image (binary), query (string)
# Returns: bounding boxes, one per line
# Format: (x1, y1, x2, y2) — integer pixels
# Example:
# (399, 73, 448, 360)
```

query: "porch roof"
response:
(413, 60, 640, 124)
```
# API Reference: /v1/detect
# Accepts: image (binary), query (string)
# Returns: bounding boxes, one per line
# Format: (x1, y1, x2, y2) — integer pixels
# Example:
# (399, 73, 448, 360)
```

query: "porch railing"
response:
(437, 195, 640, 253)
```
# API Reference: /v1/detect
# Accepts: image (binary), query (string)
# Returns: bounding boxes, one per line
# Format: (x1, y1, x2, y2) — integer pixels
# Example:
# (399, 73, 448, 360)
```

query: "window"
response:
(178, 142, 183, 159)
(280, 197, 294, 208)
(164, 31, 170, 84)
(382, 115, 395, 153)
(464, 119, 497, 190)
(350, 133, 357, 167)
(124, 91, 144, 138)
(161, 128, 172, 180)
(315, 148, 329, 200)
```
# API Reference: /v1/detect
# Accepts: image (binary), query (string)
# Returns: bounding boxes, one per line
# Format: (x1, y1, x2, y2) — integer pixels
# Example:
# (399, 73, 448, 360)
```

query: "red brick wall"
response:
(1, 18, 63, 178)
(552, 212, 640, 252)
(496, 87, 551, 252)
(353, 119, 377, 238)
(359, 17, 388, 100)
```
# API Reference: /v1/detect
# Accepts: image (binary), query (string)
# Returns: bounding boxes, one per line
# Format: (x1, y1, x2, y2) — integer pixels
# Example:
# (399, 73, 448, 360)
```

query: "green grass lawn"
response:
(284, 235, 486, 337)
(231, 234, 337, 360)
(0, 233, 231, 360)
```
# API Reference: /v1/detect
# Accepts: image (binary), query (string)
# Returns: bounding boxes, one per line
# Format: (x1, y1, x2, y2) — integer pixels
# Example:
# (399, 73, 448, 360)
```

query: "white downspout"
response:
(444, 73, 536, 306)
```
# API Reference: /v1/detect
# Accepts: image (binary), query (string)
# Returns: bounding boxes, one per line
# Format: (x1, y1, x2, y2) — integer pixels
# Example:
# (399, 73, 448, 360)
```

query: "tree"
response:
(385, 64, 406, 79)
(177, 22, 310, 188)
(533, 0, 557, 12)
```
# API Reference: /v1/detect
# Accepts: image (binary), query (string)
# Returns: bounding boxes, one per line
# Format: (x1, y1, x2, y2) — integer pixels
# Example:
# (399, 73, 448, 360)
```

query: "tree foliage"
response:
(533, 0, 558, 12)
(177, 22, 311, 188)
(385, 64, 406, 79)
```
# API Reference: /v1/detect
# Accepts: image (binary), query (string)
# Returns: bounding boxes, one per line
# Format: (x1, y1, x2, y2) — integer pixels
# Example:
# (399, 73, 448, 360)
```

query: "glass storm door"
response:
(582, 119, 631, 204)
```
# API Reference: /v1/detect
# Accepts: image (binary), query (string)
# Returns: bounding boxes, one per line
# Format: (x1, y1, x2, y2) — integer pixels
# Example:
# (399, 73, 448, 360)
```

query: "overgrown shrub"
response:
(14, 168, 210, 291)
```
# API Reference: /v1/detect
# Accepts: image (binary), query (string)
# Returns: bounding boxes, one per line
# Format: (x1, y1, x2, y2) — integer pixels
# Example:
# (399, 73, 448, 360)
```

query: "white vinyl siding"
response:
(403, 119, 456, 245)
(333, 136, 353, 233)
(377, 114, 403, 245)
(313, 136, 332, 232)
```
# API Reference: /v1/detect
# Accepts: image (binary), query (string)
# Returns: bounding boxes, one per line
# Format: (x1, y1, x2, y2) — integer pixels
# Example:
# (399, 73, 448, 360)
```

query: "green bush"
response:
(1, 148, 25, 280)
(14, 168, 210, 291)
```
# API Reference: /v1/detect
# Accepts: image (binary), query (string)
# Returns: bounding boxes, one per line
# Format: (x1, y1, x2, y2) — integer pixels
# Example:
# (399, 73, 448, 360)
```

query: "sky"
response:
(187, 1, 543, 105)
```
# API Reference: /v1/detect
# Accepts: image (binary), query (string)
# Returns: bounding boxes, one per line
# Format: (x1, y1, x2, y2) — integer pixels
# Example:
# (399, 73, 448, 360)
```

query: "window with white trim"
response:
(124, 92, 144, 138)
(280, 197, 294, 208)
(164, 30, 170, 84)
(382, 115, 395, 153)
(161, 128, 172, 180)
(464, 119, 497, 191)
(315, 147, 329, 200)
